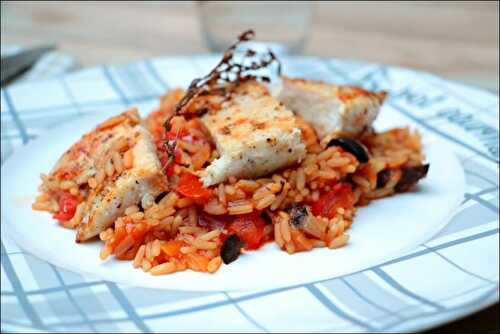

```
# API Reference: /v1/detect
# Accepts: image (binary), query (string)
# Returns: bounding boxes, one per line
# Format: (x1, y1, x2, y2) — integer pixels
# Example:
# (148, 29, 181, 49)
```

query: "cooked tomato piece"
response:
(198, 213, 230, 230)
(311, 183, 354, 219)
(165, 163, 176, 177)
(358, 163, 377, 185)
(161, 240, 183, 257)
(117, 244, 140, 261)
(109, 225, 127, 250)
(228, 212, 265, 250)
(54, 167, 79, 181)
(176, 173, 213, 202)
(109, 221, 149, 252)
(174, 149, 183, 164)
(131, 222, 149, 243)
(166, 129, 189, 141)
(53, 192, 79, 222)
(158, 146, 182, 177)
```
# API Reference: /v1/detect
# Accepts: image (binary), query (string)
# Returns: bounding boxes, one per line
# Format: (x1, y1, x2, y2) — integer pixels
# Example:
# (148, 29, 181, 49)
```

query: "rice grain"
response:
(123, 149, 134, 169)
(207, 256, 222, 273)
(150, 262, 177, 275)
(328, 234, 350, 249)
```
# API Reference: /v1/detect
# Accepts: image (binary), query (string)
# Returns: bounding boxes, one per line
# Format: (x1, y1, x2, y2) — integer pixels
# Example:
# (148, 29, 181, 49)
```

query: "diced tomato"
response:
(176, 173, 213, 203)
(219, 231, 229, 244)
(54, 167, 79, 180)
(357, 164, 377, 186)
(228, 212, 265, 250)
(166, 131, 178, 141)
(155, 139, 164, 151)
(154, 252, 167, 264)
(131, 222, 149, 242)
(109, 221, 149, 251)
(174, 149, 183, 164)
(161, 240, 183, 257)
(198, 213, 230, 230)
(109, 225, 127, 249)
(311, 183, 354, 219)
(165, 163, 176, 177)
(166, 129, 189, 141)
(53, 192, 79, 222)
(117, 244, 140, 261)
(158, 146, 182, 177)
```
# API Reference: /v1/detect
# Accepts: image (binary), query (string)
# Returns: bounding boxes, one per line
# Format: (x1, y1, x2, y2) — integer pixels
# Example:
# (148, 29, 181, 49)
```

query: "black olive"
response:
(327, 137, 370, 163)
(154, 192, 168, 204)
(221, 234, 245, 265)
(376, 169, 392, 188)
(260, 210, 273, 225)
(395, 164, 430, 192)
(287, 204, 308, 228)
(287, 203, 327, 238)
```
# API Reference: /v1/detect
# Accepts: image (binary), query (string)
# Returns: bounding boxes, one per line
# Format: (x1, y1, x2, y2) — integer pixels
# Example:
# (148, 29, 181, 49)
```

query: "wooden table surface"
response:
(1, 1, 499, 92)
(1, 1, 498, 333)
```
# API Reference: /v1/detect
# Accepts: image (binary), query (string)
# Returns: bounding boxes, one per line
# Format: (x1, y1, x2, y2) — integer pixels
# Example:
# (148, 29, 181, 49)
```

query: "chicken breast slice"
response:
(76, 125, 166, 242)
(277, 77, 387, 139)
(200, 81, 306, 186)
(48, 108, 141, 186)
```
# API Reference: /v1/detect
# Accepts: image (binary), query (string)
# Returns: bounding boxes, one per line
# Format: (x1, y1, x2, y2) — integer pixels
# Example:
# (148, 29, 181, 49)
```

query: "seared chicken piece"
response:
(277, 77, 387, 138)
(76, 125, 165, 241)
(35, 108, 166, 241)
(48, 109, 142, 186)
(199, 81, 306, 186)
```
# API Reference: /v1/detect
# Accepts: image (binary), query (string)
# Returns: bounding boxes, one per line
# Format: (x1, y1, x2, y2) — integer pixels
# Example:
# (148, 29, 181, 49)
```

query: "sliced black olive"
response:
(395, 164, 430, 192)
(261, 210, 273, 225)
(221, 234, 245, 265)
(154, 192, 168, 204)
(327, 137, 370, 163)
(287, 203, 308, 228)
(286, 204, 327, 239)
(376, 169, 392, 188)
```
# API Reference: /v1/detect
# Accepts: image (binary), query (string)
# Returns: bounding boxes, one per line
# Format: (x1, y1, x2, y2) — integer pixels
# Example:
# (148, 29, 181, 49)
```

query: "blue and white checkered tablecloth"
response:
(0, 53, 498, 333)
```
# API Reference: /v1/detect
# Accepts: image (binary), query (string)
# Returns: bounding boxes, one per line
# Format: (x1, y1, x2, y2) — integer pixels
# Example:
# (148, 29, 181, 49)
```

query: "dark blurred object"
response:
(1, 45, 55, 87)
(197, 1, 313, 54)
(425, 304, 499, 334)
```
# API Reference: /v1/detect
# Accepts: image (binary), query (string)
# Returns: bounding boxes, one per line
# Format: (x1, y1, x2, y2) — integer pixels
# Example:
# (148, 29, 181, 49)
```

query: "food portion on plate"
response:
(33, 108, 167, 239)
(33, 30, 429, 276)
(277, 76, 387, 139)
(199, 80, 307, 186)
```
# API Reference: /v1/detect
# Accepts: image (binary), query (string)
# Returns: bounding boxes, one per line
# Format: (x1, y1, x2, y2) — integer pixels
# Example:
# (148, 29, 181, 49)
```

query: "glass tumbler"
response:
(197, 1, 314, 55)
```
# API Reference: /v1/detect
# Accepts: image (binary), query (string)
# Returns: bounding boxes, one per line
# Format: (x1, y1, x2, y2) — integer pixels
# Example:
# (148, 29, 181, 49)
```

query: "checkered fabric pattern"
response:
(1, 45, 75, 84)
(1, 54, 498, 332)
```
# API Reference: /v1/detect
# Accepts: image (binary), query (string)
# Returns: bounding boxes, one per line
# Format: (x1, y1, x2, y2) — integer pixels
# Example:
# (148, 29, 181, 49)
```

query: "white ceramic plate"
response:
(2, 55, 498, 333)
(1, 112, 465, 291)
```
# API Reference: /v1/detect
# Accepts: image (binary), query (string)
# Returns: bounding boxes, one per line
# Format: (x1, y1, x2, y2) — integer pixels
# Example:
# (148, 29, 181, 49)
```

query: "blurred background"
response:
(1, 1, 498, 93)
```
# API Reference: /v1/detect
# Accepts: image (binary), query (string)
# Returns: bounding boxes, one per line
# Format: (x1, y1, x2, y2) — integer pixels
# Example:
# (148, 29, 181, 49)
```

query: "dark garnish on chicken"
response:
(162, 29, 282, 168)
(173, 29, 281, 116)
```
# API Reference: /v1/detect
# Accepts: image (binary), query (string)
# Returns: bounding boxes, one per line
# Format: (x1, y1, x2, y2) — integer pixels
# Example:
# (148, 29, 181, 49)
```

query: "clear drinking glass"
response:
(197, 1, 314, 55)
